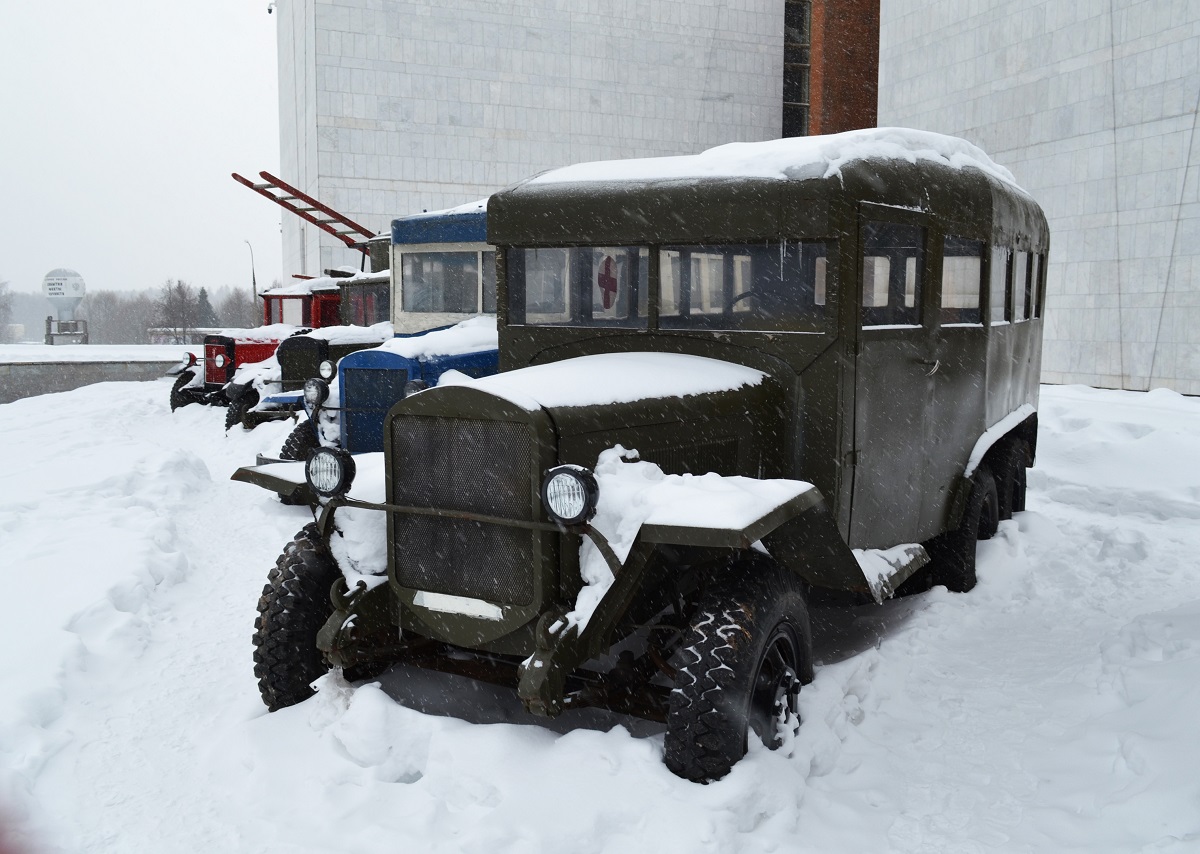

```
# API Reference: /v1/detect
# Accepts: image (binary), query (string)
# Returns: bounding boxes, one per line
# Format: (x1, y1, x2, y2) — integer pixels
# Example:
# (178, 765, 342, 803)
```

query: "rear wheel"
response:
(169, 371, 196, 411)
(1005, 439, 1030, 515)
(927, 466, 999, 593)
(995, 439, 1030, 520)
(665, 558, 811, 782)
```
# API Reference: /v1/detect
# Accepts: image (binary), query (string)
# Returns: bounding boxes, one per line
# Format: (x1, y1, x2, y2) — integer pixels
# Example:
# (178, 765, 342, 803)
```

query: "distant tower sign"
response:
(43, 268, 87, 320)
(42, 268, 89, 345)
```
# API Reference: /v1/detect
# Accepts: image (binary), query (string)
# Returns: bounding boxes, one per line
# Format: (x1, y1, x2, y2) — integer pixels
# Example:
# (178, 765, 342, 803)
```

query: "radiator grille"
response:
(277, 337, 327, 392)
(390, 416, 534, 605)
(643, 437, 738, 476)
(343, 366, 409, 453)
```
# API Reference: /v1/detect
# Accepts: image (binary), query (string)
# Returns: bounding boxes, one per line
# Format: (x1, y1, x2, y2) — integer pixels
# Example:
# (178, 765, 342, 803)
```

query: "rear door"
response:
(849, 213, 936, 549)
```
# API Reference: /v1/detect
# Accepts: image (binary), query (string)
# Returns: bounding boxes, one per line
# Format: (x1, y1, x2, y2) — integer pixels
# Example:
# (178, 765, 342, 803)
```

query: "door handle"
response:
(916, 358, 941, 376)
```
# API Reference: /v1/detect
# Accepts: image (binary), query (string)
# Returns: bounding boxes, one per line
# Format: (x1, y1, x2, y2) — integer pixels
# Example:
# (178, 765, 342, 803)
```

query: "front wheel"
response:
(279, 419, 321, 461)
(665, 558, 811, 783)
(252, 524, 339, 711)
(169, 370, 196, 411)
(225, 388, 260, 431)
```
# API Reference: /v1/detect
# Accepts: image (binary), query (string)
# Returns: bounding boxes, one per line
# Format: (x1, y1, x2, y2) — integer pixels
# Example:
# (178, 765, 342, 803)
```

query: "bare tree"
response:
(77, 289, 159, 343)
(0, 279, 12, 343)
(154, 279, 198, 343)
(216, 287, 260, 328)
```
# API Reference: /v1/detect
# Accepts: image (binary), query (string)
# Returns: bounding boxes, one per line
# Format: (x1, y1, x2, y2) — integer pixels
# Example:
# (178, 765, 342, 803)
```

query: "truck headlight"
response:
(318, 359, 335, 380)
(306, 447, 356, 497)
(303, 377, 330, 406)
(541, 465, 599, 528)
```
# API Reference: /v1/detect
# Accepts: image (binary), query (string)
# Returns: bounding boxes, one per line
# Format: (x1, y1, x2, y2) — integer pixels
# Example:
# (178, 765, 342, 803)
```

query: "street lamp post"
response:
(243, 240, 258, 302)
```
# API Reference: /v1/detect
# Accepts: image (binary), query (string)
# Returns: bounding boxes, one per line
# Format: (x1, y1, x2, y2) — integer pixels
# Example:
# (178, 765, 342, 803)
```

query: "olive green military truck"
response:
(242, 128, 1048, 782)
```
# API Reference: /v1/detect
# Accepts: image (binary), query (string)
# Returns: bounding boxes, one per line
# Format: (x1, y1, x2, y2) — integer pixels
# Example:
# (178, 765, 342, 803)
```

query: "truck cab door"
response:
(849, 217, 936, 549)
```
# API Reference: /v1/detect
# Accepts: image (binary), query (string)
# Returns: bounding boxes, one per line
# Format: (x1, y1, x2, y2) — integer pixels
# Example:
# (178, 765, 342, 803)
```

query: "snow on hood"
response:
(437, 351, 765, 410)
(528, 127, 1021, 190)
(373, 315, 497, 360)
(304, 322, 394, 345)
(232, 354, 281, 389)
(566, 446, 814, 631)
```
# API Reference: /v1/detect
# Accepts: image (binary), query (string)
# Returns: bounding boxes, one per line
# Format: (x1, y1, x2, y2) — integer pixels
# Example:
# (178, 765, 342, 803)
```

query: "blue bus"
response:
(261, 202, 500, 472)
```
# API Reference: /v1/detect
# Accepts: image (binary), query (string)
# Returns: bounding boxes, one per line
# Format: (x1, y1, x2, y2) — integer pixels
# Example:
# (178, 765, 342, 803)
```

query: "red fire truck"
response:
(168, 281, 343, 410)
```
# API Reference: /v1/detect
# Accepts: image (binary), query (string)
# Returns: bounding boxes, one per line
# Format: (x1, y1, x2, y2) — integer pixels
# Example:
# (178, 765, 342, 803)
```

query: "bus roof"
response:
(391, 199, 488, 246)
(490, 129, 1047, 249)
(525, 128, 1021, 190)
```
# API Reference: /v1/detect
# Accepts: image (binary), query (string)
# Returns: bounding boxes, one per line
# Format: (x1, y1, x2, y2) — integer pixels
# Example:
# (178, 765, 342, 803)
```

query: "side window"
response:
(590, 248, 649, 323)
(1013, 250, 1029, 321)
(1032, 253, 1045, 318)
(515, 247, 572, 323)
(481, 250, 497, 314)
(862, 221, 923, 327)
(659, 240, 829, 333)
(989, 246, 1011, 325)
(940, 235, 984, 325)
(508, 246, 648, 328)
(281, 298, 304, 326)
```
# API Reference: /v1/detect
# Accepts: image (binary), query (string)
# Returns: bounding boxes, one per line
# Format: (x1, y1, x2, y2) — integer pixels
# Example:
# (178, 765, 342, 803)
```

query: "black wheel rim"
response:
(748, 625, 801, 749)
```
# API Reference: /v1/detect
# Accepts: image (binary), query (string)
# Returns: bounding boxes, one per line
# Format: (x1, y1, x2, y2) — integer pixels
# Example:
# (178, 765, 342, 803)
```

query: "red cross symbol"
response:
(597, 256, 618, 310)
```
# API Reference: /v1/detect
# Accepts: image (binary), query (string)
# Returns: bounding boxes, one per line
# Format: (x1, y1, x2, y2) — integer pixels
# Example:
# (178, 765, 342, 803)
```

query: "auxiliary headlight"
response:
(303, 377, 330, 407)
(214, 353, 227, 368)
(540, 465, 599, 528)
(305, 447, 356, 498)
(403, 378, 429, 397)
(318, 359, 336, 380)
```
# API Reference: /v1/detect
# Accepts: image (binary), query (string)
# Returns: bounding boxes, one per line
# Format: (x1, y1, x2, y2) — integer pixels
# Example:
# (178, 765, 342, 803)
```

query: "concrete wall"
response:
(0, 362, 180, 404)
(276, 0, 787, 278)
(879, 0, 1200, 393)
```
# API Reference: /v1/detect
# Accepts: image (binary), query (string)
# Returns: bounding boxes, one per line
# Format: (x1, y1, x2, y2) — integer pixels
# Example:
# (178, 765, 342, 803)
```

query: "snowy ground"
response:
(1, 380, 1198, 853)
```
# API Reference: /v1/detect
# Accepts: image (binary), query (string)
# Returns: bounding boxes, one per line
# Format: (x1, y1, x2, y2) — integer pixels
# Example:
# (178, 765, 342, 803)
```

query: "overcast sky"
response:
(0, 0, 284, 295)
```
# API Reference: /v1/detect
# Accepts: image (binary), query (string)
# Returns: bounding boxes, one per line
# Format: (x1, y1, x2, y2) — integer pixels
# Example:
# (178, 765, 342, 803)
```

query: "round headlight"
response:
(303, 377, 330, 407)
(318, 359, 336, 380)
(306, 447, 356, 497)
(214, 354, 227, 368)
(540, 465, 599, 528)
(403, 379, 429, 397)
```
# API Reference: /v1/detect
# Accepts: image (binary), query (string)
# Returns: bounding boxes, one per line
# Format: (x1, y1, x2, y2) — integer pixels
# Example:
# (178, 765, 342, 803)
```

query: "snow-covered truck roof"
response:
(489, 128, 1048, 249)
(525, 127, 1022, 190)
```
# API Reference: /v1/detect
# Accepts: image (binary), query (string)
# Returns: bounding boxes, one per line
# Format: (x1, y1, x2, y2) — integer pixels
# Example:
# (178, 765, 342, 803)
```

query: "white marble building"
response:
(275, 0, 785, 278)
(879, 0, 1200, 393)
